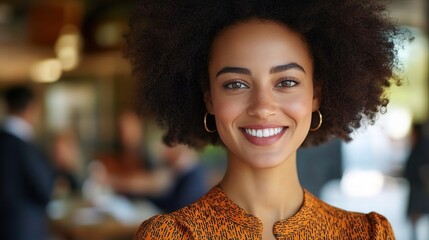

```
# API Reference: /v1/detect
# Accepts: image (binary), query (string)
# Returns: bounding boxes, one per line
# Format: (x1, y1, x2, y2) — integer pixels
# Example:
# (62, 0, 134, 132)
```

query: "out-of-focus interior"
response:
(0, 0, 427, 239)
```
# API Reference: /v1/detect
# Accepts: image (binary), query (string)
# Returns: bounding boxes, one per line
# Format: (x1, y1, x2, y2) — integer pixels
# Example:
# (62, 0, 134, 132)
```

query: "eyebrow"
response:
(216, 63, 306, 77)
(216, 67, 251, 77)
(270, 63, 306, 74)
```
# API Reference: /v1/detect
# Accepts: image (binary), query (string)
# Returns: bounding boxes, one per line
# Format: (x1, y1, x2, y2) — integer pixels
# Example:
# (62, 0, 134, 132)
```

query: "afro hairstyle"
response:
(125, 0, 408, 148)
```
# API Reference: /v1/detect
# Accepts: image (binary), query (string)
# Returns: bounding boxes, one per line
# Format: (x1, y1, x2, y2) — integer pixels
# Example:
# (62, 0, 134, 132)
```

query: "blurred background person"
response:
(108, 143, 209, 213)
(149, 143, 209, 213)
(0, 85, 56, 240)
(404, 123, 429, 240)
(96, 110, 153, 180)
(50, 129, 84, 198)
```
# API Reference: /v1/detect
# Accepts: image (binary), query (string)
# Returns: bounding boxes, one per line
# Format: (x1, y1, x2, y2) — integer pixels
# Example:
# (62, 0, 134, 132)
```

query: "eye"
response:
(223, 80, 249, 89)
(276, 79, 299, 88)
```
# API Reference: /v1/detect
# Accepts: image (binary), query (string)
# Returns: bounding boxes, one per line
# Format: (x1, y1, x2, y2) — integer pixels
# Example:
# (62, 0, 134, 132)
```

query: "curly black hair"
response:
(125, 0, 408, 148)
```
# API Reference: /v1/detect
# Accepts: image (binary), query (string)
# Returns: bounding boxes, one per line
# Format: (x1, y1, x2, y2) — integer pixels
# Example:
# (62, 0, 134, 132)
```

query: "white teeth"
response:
(263, 129, 269, 136)
(244, 127, 284, 138)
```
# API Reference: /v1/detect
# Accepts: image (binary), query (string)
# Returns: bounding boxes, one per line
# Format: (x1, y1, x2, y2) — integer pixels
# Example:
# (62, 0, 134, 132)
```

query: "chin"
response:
(244, 151, 293, 169)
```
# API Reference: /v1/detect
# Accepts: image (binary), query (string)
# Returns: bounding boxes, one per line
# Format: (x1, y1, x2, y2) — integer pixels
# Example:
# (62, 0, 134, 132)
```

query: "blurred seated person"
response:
(0, 85, 56, 240)
(97, 110, 153, 177)
(50, 129, 83, 197)
(108, 143, 209, 213)
(149, 143, 209, 212)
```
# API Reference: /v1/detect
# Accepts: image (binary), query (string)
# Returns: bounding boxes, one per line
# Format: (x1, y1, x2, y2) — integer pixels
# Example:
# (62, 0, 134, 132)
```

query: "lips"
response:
(240, 125, 287, 146)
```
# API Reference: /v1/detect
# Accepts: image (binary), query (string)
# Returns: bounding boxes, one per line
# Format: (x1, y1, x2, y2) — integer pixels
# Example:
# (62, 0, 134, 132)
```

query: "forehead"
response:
(209, 19, 313, 70)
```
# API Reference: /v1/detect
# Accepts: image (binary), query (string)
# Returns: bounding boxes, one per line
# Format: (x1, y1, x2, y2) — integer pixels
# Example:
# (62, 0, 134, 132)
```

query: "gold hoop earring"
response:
(204, 112, 217, 133)
(310, 110, 322, 132)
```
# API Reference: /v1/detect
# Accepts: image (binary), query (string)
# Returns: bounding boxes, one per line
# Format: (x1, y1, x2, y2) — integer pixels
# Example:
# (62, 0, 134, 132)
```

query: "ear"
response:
(204, 91, 214, 114)
(312, 84, 321, 111)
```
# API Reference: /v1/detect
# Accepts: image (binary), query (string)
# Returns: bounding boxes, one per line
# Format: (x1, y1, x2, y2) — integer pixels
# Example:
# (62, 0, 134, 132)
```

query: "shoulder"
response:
(134, 214, 193, 240)
(0, 130, 33, 154)
(0, 130, 19, 143)
(325, 206, 395, 239)
(308, 194, 395, 239)
(134, 188, 218, 240)
(0, 130, 27, 155)
(365, 212, 396, 239)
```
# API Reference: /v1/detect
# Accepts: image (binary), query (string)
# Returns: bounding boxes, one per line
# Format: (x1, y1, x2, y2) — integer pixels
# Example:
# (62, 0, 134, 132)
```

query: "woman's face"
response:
(205, 19, 319, 169)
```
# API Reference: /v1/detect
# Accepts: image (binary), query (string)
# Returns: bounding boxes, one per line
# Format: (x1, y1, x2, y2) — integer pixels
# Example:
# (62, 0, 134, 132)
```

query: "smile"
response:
(240, 126, 287, 146)
(244, 127, 284, 138)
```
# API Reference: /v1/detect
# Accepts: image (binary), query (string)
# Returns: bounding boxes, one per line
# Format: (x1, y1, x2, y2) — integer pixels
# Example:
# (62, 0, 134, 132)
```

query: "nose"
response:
(247, 88, 277, 119)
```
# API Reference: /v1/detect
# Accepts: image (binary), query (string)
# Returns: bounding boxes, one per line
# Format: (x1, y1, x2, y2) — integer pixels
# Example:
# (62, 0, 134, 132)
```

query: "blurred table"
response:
(48, 195, 161, 240)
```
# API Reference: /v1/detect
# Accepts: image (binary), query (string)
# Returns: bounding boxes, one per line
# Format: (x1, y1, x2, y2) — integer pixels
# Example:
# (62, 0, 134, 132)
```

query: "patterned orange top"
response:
(134, 186, 395, 239)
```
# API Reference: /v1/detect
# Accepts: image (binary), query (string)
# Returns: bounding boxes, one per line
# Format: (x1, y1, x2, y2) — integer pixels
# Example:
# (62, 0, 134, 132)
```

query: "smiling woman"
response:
(124, 0, 408, 239)
(205, 20, 316, 172)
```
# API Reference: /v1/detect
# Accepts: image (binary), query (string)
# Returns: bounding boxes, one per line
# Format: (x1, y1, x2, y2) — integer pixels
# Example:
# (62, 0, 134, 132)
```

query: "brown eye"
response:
(224, 80, 249, 89)
(276, 79, 299, 88)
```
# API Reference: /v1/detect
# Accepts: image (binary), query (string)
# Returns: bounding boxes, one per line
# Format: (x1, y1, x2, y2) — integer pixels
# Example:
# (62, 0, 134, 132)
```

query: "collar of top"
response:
(2, 115, 34, 141)
(208, 185, 318, 236)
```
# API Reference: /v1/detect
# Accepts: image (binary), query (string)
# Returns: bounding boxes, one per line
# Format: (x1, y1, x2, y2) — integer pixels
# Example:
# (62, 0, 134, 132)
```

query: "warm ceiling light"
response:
(56, 45, 79, 71)
(30, 58, 62, 83)
(55, 25, 82, 71)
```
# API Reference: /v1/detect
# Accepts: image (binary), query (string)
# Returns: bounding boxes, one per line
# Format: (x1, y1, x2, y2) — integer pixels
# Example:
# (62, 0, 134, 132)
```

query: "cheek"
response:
(212, 95, 244, 127)
(281, 96, 313, 126)
(210, 91, 248, 146)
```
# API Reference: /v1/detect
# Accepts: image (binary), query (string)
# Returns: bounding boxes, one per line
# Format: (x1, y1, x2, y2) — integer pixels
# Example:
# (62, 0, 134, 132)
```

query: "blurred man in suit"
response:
(0, 85, 56, 240)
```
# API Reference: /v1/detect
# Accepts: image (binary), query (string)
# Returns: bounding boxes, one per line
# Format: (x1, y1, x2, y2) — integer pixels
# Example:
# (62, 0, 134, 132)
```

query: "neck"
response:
(220, 151, 303, 222)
